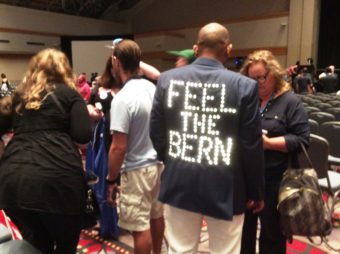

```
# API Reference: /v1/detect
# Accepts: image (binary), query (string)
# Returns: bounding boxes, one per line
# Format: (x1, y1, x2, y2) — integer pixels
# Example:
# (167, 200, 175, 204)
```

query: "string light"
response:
(169, 131, 233, 166)
(166, 80, 236, 166)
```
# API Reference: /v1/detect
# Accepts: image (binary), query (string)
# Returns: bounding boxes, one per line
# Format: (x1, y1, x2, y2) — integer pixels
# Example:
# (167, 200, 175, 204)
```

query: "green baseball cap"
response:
(167, 49, 196, 63)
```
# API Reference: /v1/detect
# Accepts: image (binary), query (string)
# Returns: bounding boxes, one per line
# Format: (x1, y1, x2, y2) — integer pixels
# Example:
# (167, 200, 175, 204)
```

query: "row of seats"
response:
(307, 121, 340, 159)
(297, 93, 340, 160)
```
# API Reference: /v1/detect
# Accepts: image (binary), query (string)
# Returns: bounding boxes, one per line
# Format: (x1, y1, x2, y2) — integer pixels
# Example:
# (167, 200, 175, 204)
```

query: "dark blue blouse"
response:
(261, 90, 310, 183)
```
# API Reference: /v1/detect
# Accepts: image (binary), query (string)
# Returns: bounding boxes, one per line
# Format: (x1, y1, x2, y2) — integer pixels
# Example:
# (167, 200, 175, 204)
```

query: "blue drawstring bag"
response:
(86, 118, 119, 239)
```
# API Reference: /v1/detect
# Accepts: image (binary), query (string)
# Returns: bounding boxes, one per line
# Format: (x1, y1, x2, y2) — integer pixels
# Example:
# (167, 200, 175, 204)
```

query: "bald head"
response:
(194, 22, 232, 62)
(198, 23, 230, 48)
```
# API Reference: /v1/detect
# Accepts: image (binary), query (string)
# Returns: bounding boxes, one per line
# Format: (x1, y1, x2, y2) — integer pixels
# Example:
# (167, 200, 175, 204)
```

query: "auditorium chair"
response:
(314, 102, 332, 111)
(304, 106, 320, 116)
(309, 112, 335, 125)
(320, 121, 340, 166)
(308, 119, 319, 134)
(328, 101, 340, 107)
(325, 108, 340, 121)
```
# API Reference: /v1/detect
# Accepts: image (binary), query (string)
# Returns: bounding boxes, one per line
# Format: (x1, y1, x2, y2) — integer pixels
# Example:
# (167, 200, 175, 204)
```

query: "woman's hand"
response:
(87, 104, 103, 121)
(262, 134, 271, 150)
(262, 134, 288, 152)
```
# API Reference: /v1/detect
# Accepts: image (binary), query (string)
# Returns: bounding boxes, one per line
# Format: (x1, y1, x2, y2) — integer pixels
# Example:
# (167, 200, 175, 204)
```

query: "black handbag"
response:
(277, 143, 332, 243)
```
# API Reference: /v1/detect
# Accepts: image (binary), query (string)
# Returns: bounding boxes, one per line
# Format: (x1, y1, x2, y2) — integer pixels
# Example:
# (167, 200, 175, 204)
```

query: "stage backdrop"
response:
(318, 0, 340, 70)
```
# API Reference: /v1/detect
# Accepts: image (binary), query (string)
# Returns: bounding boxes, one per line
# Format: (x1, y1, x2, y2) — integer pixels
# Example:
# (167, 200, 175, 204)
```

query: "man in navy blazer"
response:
(150, 22, 265, 254)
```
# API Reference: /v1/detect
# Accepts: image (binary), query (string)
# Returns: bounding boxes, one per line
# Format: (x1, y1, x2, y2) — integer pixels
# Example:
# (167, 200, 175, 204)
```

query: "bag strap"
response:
(322, 236, 340, 252)
(307, 236, 340, 252)
(299, 142, 314, 168)
(300, 142, 340, 246)
(288, 142, 313, 168)
(50, 92, 65, 114)
(295, 143, 340, 252)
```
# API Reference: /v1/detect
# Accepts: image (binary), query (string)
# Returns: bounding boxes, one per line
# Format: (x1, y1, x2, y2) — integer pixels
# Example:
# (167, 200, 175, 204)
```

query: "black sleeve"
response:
(69, 99, 92, 144)
(0, 114, 12, 136)
(284, 96, 310, 151)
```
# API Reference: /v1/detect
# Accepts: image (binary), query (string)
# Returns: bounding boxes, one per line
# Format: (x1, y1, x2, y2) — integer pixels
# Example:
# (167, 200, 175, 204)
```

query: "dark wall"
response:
(318, 0, 340, 70)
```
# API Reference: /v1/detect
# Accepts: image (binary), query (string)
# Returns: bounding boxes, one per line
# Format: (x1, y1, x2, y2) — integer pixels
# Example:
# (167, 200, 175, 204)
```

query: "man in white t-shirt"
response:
(106, 39, 164, 254)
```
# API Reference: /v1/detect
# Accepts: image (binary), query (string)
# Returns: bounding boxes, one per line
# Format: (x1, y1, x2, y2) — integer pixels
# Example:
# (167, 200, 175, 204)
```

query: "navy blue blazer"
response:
(150, 57, 265, 220)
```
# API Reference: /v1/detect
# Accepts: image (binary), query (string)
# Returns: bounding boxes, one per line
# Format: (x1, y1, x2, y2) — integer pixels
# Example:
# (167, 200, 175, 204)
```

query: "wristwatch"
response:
(105, 176, 117, 185)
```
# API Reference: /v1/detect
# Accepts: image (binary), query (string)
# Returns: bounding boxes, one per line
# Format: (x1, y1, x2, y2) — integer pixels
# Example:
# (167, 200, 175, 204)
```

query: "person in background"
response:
(106, 39, 164, 254)
(318, 66, 339, 93)
(88, 57, 121, 135)
(86, 56, 122, 239)
(319, 65, 335, 79)
(150, 22, 265, 254)
(1, 73, 9, 86)
(0, 73, 11, 99)
(240, 50, 309, 254)
(105, 38, 161, 83)
(0, 48, 91, 254)
(87, 54, 161, 148)
(167, 49, 196, 68)
(293, 67, 314, 94)
(90, 72, 98, 87)
(77, 73, 91, 102)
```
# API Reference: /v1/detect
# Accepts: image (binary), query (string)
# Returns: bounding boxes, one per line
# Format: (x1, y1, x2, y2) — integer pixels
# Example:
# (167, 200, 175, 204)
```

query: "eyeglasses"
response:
(250, 71, 270, 83)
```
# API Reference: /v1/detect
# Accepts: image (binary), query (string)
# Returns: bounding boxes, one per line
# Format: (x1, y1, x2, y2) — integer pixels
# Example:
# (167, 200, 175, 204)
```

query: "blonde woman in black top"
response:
(0, 48, 91, 254)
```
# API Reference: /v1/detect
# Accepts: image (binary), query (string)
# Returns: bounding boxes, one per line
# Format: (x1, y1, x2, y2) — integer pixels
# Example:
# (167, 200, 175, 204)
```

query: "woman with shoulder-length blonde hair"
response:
(239, 50, 310, 254)
(240, 50, 291, 96)
(0, 48, 91, 254)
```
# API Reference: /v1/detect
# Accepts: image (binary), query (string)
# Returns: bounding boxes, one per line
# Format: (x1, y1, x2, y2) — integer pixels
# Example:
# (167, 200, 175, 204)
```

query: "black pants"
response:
(5, 208, 82, 254)
(241, 181, 286, 254)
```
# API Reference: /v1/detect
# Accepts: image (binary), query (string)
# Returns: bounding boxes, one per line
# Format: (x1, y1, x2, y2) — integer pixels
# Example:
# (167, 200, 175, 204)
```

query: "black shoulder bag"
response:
(277, 143, 340, 252)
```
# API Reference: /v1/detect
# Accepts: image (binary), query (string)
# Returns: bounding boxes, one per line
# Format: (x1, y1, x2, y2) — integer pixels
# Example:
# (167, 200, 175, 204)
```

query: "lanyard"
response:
(260, 92, 275, 114)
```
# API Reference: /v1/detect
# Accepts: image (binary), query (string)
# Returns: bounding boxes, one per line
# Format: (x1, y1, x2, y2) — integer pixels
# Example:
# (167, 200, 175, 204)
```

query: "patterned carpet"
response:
(286, 240, 326, 254)
(77, 229, 327, 254)
(77, 230, 133, 254)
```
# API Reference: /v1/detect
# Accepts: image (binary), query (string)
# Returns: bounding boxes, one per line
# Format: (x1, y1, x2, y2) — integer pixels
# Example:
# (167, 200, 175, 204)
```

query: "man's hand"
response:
(107, 183, 120, 206)
(246, 200, 265, 213)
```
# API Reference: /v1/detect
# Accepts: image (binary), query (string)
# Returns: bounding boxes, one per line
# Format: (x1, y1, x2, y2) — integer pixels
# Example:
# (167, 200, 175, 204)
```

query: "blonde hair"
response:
(14, 48, 77, 112)
(240, 50, 290, 93)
